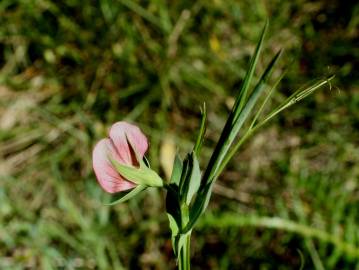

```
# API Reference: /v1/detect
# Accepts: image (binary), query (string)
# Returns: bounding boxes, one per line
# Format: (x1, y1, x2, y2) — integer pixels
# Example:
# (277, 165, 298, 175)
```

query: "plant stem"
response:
(178, 202, 191, 270)
(178, 232, 191, 270)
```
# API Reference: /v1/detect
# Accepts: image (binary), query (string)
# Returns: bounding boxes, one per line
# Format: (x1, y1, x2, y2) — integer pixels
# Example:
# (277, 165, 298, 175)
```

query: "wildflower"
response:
(92, 121, 162, 193)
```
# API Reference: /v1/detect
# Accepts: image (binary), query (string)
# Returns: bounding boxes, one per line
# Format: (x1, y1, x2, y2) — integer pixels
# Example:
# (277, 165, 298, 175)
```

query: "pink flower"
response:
(92, 121, 148, 193)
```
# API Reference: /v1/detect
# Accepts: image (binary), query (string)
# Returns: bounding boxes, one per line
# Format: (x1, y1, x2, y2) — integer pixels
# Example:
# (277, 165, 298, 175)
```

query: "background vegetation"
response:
(0, 0, 358, 269)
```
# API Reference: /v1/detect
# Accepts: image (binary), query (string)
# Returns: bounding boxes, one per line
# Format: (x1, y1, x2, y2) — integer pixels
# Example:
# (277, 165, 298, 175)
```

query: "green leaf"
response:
(104, 185, 146, 206)
(174, 232, 190, 257)
(178, 154, 190, 198)
(167, 213, 179, 236)
(179, 153, 201, 205)
(186, 24, 281, 233)
(170, 154, 183, 185)
(193, 103, 207, 156)
(214, 70, 287, 177)
(167, 214, 179, 255)
(186, 154, 201, 205)
(236, 19, 268, 114)
(213, 50, 282, 179)
(166, 184, 182, 249)
(184, 182, 212, 233)
(249, 70, 287, 130)
(203, 50, 282, 185)
(201, 21, 270, 188)
(233, 49, 282, 123)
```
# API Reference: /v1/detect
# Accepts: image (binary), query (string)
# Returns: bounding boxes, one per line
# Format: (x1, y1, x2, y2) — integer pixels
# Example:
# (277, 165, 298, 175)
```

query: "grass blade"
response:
(119, 0, 167, 33)
(199, 213, 359, 259)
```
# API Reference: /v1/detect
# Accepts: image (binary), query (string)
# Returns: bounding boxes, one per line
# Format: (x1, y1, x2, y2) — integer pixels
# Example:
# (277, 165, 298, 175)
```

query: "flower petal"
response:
(92, 139, 136, 193)
(109, 121, 148, 164)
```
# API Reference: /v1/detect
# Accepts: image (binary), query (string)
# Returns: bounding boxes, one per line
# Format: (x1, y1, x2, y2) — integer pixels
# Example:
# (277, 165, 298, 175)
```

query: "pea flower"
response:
(92, 121, 163, 194)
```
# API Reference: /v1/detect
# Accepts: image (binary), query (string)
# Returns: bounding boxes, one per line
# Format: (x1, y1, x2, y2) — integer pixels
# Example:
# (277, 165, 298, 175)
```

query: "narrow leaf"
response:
(184, 182, 212, 233)
(178, 153, 201, 205)
(167, 214, 179, 255)
(174, 232, 191, 257)
(216, 69, 285, 176)
(187, 51, 282, 230)
(204, 50, 282, 184)
(186, 154, 201, 205)
(193, 103, 207, 156)
(166, 184, 182, 230)
(167, 214, 179, 236)
(212, 50, 282, 180)
(249, 70, 287, 130)
(218, 75, 334, 183)
(236, 20, 268, 113)
(170, 154, 183, 185)
(178, 154, 191, 198)
(201, 22, 270, 188)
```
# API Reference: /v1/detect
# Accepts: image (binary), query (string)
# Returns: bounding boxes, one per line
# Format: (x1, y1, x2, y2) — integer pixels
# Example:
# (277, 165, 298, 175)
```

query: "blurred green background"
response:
(0, 0, 358, 269)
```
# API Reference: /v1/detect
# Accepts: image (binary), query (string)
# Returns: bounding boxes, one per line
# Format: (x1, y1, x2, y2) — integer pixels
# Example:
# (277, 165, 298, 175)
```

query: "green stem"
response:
(178, 203, 191, 270)
(178, 233, 191, 270)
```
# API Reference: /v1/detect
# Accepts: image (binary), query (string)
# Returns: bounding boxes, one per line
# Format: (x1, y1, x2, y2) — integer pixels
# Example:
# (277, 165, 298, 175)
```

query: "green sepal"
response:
(104, 185, 146, 206)
(106, 135, 163, 187)
(111, 158, 163, 187)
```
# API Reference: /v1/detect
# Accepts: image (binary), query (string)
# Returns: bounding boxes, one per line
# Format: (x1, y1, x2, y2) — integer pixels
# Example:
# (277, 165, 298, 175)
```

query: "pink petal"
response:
(109, 121, 148, 164)
(92, 139, 136, 193)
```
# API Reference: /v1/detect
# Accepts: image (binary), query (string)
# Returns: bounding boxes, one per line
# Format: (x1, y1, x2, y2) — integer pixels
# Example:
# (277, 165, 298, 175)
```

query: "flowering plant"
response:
(92, 22, 333, 269)
(93, 121, 163, 203)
